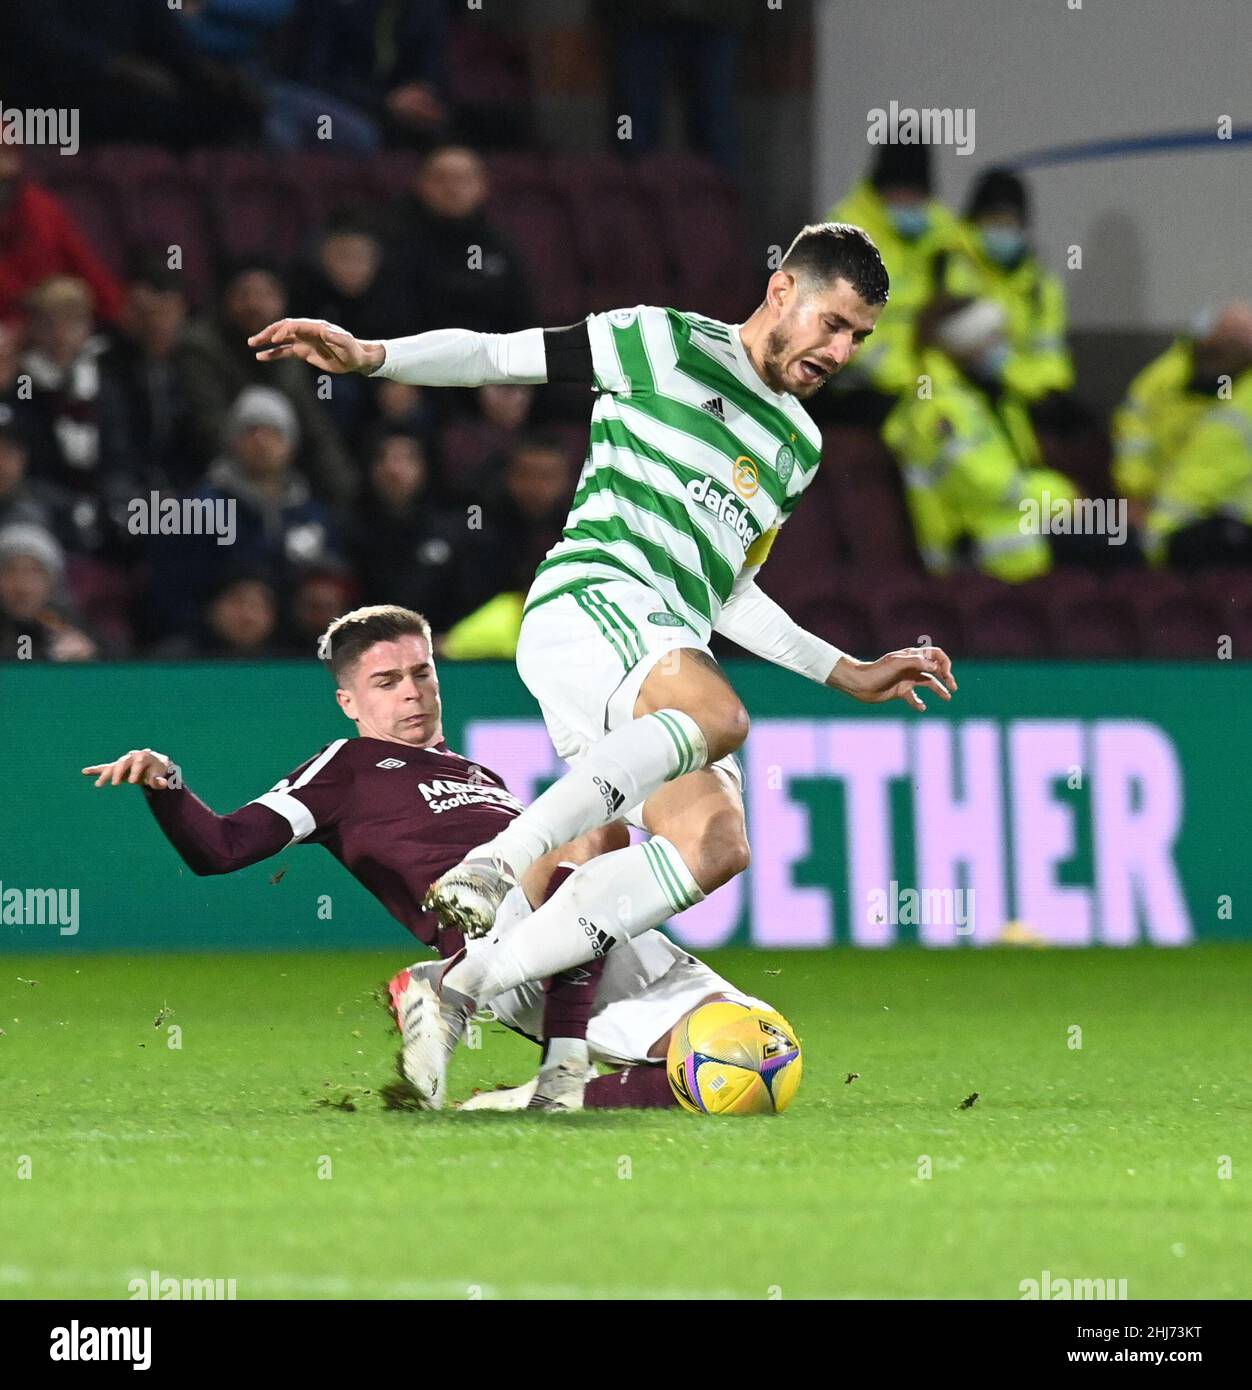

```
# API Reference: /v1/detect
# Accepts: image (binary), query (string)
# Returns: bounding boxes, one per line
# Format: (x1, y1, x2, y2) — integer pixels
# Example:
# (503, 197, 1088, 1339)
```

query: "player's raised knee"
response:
(698, 699, 750, 762)
(707, 813, 752, 881)
(670, 809, 750, 891)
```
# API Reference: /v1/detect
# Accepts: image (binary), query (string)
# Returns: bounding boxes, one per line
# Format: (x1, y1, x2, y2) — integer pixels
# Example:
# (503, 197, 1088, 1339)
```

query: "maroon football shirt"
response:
(143, 736, 524, 952)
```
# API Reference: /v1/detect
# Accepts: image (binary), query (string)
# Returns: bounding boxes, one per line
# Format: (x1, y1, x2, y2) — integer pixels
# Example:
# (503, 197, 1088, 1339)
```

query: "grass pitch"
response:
(1, 946, 1248, 1300)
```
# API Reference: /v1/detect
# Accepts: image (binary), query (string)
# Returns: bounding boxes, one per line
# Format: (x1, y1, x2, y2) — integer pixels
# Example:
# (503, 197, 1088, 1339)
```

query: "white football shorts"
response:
(515, 577, 742, 827)
(476, 886, 769, 1068)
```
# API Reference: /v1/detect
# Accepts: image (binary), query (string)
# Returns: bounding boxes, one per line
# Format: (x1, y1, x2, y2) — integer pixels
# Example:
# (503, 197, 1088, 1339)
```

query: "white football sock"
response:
(466, 710, 707, 877)
(542, 1037, 589, 1072)
(443, 837, 704, 1004)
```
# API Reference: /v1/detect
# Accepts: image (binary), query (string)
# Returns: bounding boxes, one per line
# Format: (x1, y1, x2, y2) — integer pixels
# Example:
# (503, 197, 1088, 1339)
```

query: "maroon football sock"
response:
(539, 863, 605, 1042)
(585, 1066, 679, 1109)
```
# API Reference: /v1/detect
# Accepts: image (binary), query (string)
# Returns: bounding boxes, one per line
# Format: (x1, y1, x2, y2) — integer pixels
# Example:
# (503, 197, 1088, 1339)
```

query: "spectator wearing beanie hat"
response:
(179, 259, 356, 504)
(143, 386, 343, 643)
(0, 521, 98, 661)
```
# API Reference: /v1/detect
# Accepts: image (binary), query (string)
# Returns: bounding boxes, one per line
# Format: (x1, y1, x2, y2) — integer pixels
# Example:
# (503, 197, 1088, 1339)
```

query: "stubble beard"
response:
(763, 325, 828, 400)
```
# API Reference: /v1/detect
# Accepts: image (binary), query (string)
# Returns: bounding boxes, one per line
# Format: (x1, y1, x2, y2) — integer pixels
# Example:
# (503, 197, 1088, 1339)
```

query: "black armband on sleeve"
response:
(542, 322, 594, 387)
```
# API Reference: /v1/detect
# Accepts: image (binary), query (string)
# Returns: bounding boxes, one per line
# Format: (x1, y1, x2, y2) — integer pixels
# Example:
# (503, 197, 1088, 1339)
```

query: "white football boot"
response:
(527, 1060, 596, 1112)
(423, 855, 518, 939)
(458, 1077, 540, 1112)
(387, 962, 472, 1110)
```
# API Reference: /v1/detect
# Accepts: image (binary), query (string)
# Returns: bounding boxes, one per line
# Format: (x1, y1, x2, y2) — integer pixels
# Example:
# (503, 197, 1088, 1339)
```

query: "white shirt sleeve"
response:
(715, 577, 847, 684)
(368, 327, 549, 386)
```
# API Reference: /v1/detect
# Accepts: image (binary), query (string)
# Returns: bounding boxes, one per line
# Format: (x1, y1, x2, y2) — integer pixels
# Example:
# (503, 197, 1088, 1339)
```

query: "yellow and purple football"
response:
(667, 999, 803, 1115)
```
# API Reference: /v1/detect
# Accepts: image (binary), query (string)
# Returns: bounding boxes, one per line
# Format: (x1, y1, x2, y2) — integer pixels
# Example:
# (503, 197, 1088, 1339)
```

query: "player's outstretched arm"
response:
(714, 579, 956, 711)
(249, 318, 597, 390)
(82, 749, 293, 875)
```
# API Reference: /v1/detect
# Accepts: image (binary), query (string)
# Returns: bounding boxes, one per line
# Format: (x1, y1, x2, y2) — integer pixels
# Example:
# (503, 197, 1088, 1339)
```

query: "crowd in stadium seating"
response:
(0, 1, 1249, 664)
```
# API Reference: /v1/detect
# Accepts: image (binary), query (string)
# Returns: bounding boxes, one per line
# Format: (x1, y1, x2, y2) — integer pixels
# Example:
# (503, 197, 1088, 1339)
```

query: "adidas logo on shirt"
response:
(700, 396, 725, 421)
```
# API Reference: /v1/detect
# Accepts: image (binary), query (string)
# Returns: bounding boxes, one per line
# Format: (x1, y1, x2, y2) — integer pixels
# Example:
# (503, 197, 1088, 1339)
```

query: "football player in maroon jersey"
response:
(83, 604, 777, 1111)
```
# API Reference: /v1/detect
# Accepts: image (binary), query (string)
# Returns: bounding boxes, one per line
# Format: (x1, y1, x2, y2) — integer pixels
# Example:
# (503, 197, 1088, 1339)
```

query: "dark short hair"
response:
(321, 207, 382, 241)
(371, 428, 427, 463)
(870, 142, 932, 195)
(319, 604, 432, 683)
(221, 256, 287, 291)
(966, 167, 1029, 223)
(125, 247, 188, 296)
(780, 223, 890, 307)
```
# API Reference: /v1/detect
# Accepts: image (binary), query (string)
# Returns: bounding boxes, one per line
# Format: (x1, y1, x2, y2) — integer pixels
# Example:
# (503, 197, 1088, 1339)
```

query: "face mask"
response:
(889, 205, 931, 241)
(981, 227, 1027, 266)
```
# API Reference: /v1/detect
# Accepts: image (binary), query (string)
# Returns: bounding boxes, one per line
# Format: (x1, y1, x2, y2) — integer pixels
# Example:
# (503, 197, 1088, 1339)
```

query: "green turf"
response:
(0, 946, 1248, 1300)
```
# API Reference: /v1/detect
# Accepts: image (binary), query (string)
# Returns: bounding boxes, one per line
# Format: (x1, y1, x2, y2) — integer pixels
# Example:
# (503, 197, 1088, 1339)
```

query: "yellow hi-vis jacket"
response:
(1112, 339, 1221, 502)
(1143, 365, 1252, 563)
(826, 181, 967, 397)
(439, 591, 525, 660)
(939, 231, 1075, 402)
(883, 350, 1076, 583)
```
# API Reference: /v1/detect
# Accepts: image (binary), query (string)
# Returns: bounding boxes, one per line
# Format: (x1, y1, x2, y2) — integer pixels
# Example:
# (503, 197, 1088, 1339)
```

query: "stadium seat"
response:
(821, 424, 897, 487)
(289, 151, 389, 226)
(446, 17, 535, 138)
(1142, 594, 1223, 658)
(65, 554, 136, 656)
(633, 154, 756, 320)
(438, 417, 516, 497)
(551, 155, 673, 312)
(487, 183, 586, 323)
(793, 593, 876, 655)
(92, 145, 184, 188)
(1052, 594, 1140, 658)
(372, 148, 421, 201)
(186, 149, 308, 264)
(1094, 569, 1219, 656)
(871, 579, 967, 654)
(484, 151, 551, 191)
(765, 471, 844, 613)
(820, 426, 920, 571)
(206, 168, 308, 266)
(1036, 423, 1113, 500)
(964, 591, 1057, 657)
(1199, 571, 1252, 659)
(834, 479, 920, 571)
(117, 171, 216, 306)
(39, 168, 128, 276)
(1029, 566, 1102, 607)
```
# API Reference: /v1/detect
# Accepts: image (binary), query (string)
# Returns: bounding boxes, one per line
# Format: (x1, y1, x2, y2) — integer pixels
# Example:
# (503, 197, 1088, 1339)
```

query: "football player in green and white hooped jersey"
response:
(250, 222, 959, 1109)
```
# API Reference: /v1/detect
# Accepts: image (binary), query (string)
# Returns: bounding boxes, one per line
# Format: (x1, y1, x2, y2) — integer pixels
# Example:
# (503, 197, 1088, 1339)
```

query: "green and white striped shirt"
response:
(523, 306, 824, 645)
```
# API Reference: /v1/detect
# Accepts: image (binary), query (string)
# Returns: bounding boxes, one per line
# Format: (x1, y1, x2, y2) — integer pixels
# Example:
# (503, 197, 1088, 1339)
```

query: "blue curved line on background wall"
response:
(1013, 128, 1252, 169)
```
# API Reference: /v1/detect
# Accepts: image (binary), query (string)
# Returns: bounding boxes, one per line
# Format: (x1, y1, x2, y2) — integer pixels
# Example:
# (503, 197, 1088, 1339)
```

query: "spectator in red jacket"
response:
(0, 144, 125, 329)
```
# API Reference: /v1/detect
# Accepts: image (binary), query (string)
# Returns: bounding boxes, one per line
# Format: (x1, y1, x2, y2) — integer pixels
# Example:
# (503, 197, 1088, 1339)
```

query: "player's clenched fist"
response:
(247, 318, 385, 375)
(81, 749, 179, 790)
